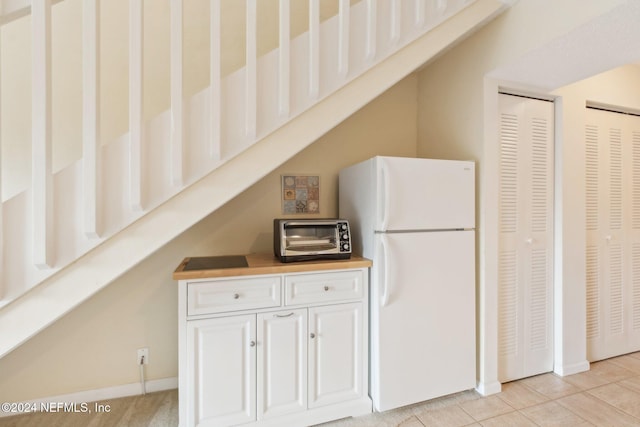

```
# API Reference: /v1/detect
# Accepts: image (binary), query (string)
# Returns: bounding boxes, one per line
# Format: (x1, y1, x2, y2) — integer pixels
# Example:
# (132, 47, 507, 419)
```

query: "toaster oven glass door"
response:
(285, 225, 337, 253)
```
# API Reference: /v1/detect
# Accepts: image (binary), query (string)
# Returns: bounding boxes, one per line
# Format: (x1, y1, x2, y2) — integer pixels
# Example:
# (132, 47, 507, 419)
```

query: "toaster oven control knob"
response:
(343, 243, 350, 250)
(342, 233, 349, 240)
(340, 223, 347, 230)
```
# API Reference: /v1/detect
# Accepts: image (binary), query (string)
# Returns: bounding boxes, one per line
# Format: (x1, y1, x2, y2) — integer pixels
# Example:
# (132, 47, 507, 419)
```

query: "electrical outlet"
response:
(137, 348, 149, 365)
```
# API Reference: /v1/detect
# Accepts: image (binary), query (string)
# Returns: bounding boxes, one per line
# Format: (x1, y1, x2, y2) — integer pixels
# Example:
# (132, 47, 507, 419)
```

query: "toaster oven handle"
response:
(282, 220, 342, 227)
(380, 234, 391, 307)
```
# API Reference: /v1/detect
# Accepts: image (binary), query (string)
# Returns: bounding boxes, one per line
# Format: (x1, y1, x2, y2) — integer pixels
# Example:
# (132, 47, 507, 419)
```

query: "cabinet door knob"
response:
(310, 333, 316, 339)
(250, 340, 256, 347)
(324, 286, 329, 291)
(234, 293, 240, 299)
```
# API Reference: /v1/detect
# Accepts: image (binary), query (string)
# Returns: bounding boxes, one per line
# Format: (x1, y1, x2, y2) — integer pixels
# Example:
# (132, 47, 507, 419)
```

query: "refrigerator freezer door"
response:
(370, 230, 476, 412)
(376, 157, 475, 231)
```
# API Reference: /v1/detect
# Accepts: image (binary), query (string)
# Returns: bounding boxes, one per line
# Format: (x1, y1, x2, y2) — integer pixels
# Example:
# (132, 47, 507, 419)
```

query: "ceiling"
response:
(489, 0, 640, 90)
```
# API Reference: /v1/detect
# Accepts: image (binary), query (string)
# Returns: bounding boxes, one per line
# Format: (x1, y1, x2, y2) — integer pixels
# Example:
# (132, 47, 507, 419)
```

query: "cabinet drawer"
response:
(285, 270, 363, 305)
(188, 276, 281, 315)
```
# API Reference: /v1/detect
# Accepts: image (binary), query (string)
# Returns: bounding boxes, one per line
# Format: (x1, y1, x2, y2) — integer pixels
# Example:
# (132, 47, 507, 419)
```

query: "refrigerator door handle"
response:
(380, 234, 392, 307)
(379, 161, 390, 231)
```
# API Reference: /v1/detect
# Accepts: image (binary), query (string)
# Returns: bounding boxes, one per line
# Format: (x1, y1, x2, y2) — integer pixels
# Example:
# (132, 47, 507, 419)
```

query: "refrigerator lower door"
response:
(370, 230, 476, 412)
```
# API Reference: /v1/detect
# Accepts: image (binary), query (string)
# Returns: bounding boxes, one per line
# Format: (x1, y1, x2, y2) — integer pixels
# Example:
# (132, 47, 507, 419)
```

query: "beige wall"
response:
(0, 74, 417, 402)
(416, 0, 628, 162)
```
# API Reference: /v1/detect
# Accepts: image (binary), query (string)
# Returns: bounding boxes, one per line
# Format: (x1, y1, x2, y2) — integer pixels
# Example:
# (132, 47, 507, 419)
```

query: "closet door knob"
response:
(310, 333, 316, 339)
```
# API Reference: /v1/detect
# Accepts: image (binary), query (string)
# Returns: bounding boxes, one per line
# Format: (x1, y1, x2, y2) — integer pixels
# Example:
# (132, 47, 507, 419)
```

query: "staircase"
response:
(0, 0, 508, 358)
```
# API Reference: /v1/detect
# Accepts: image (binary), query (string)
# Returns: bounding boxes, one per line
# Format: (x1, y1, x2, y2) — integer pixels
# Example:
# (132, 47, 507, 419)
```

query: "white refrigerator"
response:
(339, 156, 476, 412)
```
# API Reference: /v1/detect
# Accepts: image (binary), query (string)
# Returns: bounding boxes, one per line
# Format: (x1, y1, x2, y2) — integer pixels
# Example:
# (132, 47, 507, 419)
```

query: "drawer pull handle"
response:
(233, 293, 240, 299)
(310, 333, 316, 339)
(250, 341, 256, 347)
(274, 313, 294, 318)
(324, 286, 329, 291)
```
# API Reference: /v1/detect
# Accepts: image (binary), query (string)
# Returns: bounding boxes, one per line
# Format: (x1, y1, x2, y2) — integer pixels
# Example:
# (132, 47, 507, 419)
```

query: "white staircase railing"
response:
(0, 0, 477, 307)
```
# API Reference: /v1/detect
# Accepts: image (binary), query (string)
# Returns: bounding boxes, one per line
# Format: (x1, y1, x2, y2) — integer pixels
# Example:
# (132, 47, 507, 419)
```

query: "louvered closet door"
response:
(498, 94, 554, 383)
(586, 108, 640, 361)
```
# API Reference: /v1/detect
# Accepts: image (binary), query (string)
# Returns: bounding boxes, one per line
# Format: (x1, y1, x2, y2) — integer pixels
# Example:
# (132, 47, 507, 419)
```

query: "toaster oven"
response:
(273, 219, 352, 262)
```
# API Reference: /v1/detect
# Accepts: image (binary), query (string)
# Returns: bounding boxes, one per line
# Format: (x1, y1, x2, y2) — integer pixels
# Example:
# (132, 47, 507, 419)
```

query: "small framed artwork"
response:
(281, 174, 320, 214)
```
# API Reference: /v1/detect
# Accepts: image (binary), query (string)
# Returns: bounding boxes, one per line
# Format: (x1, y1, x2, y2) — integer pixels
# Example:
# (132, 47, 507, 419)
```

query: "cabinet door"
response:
(187, 315, 256, 427)
(257, 309, 307, 420)
(308, 303, 362, 408)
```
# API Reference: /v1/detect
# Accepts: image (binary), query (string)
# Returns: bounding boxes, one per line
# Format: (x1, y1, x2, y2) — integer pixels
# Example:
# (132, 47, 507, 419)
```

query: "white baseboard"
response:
(554, 360, 590, 377)
(0, 377, 178, 418)
(475, 380, 502, 396)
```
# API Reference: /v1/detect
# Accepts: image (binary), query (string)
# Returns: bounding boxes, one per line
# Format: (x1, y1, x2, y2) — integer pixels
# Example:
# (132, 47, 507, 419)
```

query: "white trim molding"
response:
(554, 360, 590, 377)
(475, 380, 502, 396)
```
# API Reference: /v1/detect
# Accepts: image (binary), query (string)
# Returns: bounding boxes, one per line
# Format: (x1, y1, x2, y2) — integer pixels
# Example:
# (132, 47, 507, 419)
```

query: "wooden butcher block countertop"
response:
(173, 253, 372, 281)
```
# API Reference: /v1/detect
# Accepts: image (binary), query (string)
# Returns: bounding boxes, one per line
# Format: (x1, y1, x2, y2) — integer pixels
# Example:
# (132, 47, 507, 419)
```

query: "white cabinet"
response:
(257, 309, 307, 420)
(187, 315, 256, 427)
(177, 265, 371, 427)
(308, 303, 362, 408)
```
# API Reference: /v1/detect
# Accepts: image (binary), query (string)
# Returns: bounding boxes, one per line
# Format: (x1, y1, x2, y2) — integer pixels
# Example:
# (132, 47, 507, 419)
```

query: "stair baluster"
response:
(82, 0, 100, 238)
(31, 0, 54, 269)
(246, 0, 257, 139)
(129, 0, 144, 211)
(278, 0, 290, 118)
(210, 0, 222, 160)
(170, 0, 184, 187)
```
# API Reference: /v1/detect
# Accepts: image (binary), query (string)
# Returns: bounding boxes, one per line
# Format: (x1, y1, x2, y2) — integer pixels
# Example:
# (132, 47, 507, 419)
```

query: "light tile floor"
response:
(317, 352, 640, 427)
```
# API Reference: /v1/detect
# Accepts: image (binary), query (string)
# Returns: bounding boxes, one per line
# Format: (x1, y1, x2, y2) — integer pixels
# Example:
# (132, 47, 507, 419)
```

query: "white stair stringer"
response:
(0, 0, 507, 359)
